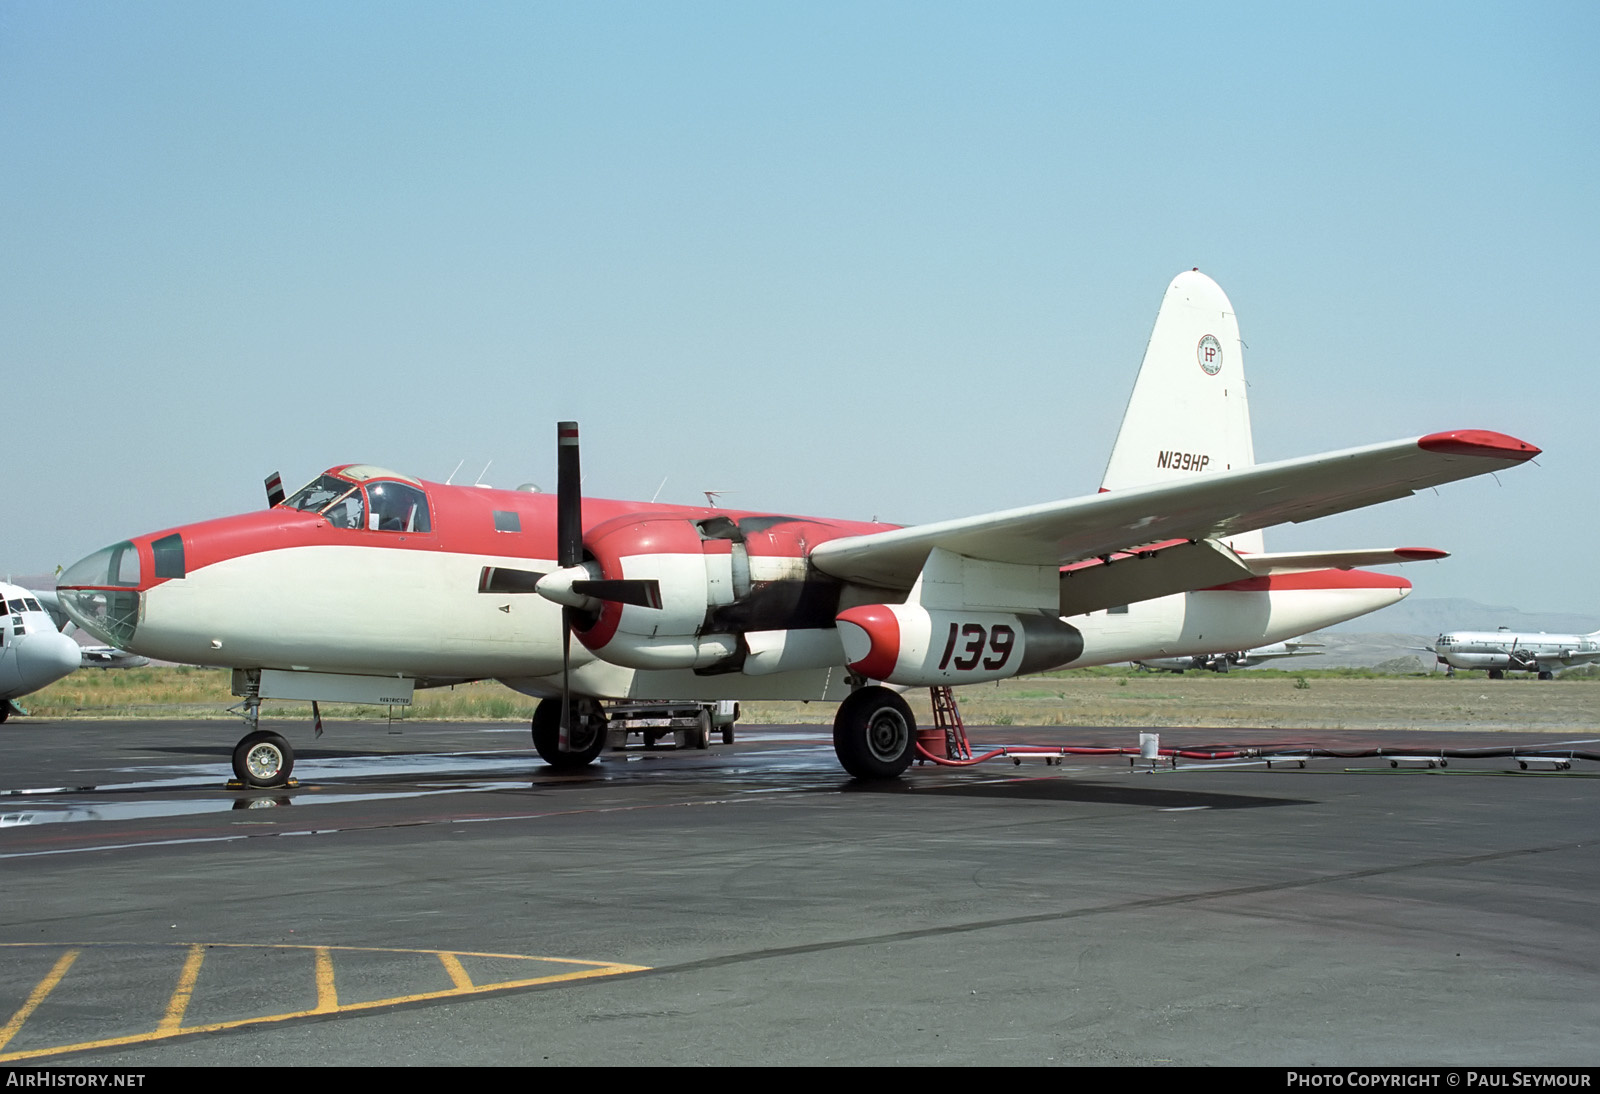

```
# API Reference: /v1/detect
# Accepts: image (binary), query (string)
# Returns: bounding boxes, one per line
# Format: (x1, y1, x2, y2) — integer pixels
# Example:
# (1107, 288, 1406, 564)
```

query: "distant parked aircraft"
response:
(1136, 639, 1323, 673)
(0, 581, 84, 721)
(1426, 627, 1600, 679)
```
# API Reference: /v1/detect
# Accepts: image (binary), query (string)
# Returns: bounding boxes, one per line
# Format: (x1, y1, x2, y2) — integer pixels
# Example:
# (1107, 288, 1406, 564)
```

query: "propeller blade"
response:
(555, 421, 583, 751)
(571, 579, 663, 610)
(559, 607, 572, 752)
(557, 421, 582, 569)
(479, 567, 546, 594)
(265, 471, 285, 508)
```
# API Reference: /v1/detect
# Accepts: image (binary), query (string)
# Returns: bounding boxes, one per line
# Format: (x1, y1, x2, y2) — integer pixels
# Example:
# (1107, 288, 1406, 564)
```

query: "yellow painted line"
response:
(0, 943, 649, 1063)
(438, 951, 474, 991)
(158, 944, 205, 1033)
(0, 941, 635, 967)
(0, 949, 79, 1053)
(313, 947, 337, 1012)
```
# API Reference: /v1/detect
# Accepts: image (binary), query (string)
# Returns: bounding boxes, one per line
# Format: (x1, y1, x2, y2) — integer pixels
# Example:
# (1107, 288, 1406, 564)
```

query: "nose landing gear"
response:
(226, 670, 298, 788)
(234, 728, 296, 788)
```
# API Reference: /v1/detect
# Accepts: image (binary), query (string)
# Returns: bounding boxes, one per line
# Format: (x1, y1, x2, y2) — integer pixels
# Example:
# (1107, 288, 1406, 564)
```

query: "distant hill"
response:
(1288, 632, 1434, 671)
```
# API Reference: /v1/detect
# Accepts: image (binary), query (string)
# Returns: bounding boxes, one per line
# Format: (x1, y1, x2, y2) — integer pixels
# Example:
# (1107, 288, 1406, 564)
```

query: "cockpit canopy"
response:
(282, 468, 431, 533)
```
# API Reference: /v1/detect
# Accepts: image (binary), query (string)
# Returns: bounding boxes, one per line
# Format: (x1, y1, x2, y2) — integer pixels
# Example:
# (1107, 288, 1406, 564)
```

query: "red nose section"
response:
(835, 605, 900, 681)
(1417, 430, 1540, 460)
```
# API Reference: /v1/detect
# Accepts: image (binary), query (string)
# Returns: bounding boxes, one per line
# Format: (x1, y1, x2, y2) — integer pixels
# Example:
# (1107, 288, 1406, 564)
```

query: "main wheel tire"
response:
(233, 730, 295, 788)
(532, 698, 606, 770)
(832, 686, 917, 780)
(694, 709, 712, 749)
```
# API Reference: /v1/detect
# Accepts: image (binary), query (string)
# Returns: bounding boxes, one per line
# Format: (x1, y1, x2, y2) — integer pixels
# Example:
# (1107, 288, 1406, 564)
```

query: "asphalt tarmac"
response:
(0, 716, 1596, 1066)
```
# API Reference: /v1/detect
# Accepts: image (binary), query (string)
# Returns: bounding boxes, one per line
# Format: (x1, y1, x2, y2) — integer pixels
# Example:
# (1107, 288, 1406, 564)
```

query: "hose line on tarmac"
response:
(911, 741, 1600, 768)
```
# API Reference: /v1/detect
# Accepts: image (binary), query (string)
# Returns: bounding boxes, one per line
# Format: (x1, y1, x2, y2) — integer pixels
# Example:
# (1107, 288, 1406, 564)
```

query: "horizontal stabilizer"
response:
(1240, 548, 1449, 575)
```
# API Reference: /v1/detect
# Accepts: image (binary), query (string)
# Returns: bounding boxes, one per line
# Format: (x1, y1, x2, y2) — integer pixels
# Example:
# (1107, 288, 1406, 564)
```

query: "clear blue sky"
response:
(3, 2, 1593, 611)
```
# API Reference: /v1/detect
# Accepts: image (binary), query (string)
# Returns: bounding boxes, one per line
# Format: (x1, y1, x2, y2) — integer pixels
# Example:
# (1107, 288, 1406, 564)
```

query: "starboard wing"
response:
(807, 430, 1537, 590)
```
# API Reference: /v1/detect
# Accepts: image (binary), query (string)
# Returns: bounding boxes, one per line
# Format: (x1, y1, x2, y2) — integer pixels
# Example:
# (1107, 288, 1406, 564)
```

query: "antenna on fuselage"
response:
(444, 459, 465, 485)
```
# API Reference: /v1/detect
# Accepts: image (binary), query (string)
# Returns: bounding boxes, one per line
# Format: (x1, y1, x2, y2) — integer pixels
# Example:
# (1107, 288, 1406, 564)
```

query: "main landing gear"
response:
(832, 685, 917, 779)
(531, 697, 608, 770)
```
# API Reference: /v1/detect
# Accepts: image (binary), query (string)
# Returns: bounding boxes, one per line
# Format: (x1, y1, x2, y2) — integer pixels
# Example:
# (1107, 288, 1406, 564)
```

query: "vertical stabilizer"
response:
(1101, 269, 1261, 554)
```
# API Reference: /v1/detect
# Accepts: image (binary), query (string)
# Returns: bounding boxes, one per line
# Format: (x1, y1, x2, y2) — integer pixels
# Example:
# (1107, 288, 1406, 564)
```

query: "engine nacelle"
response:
(569, 510, 858, 673)
(836, 604, 1084, 686)
(570, 515, 731, 670)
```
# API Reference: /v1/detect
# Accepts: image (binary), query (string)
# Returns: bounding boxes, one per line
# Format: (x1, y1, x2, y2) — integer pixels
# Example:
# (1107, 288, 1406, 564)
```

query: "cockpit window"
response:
(281, 472, 430, 533)
(283, 474, 365, 529)
(323, 489, 365, 530)
(366, 481, 431, 533)
(284, 474, 357, 513)
(23, 598, 42, 612)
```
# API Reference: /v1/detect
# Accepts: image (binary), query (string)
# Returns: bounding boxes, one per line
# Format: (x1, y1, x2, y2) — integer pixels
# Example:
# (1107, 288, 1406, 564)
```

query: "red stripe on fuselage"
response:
(80, 479, 896, 592)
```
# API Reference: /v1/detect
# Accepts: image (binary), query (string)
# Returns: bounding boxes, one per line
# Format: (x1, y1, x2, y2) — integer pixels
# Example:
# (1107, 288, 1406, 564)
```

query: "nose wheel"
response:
(233, 729, 296, 788)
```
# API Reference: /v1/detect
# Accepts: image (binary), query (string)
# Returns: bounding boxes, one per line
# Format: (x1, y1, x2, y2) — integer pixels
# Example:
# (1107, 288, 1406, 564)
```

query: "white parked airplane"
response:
(0, 581, 84, 721)
(54, 270, 1538, 785)
(1136, 639, 1324, 673)
(1427, 628, 1600, 679)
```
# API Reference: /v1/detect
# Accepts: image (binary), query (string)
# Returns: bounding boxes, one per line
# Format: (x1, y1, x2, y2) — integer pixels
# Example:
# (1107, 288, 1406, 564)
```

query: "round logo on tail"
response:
(1197, 335, 1223, 376)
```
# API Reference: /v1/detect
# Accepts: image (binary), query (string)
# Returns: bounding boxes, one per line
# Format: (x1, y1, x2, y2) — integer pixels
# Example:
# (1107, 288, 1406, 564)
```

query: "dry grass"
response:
(19, 666, 1600, 733)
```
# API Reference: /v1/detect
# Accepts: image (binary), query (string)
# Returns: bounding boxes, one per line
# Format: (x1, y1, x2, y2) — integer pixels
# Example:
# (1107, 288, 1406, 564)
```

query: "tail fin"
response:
(1100, 269, 1261, 554)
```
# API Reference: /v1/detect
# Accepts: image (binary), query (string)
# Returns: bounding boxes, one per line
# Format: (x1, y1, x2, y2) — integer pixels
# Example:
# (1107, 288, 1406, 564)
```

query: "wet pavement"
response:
(0, 716, 1596, 1065)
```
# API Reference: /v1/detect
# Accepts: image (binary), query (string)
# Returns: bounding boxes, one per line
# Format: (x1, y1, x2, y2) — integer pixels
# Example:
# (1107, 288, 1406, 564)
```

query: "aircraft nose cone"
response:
(44, 631, 83, 675)
(56, 541, 143, 648)
(14, 629, 83, 693)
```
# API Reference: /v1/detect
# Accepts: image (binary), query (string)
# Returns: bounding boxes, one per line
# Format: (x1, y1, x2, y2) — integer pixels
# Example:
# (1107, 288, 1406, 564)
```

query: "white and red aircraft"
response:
(55, 271, 1538, 786)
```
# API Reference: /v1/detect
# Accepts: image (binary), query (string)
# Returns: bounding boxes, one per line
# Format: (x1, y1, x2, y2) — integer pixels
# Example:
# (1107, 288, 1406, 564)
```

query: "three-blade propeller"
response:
(533, 421, 662, 748)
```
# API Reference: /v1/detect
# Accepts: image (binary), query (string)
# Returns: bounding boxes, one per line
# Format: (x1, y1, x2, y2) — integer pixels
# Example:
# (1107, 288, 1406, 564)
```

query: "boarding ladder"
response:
(929, 686, 972, 761)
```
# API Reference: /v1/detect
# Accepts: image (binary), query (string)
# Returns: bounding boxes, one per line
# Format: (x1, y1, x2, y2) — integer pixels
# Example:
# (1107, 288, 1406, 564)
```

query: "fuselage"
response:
(56, 466, 1413, 703)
